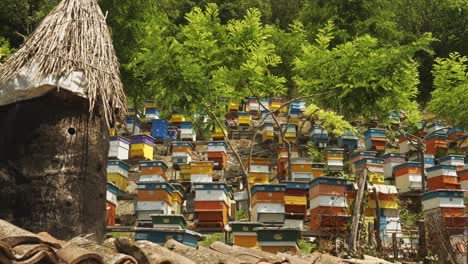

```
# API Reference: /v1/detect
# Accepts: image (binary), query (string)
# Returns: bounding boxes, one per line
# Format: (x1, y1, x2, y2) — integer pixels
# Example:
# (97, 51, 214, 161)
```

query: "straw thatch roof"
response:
(0, 0, 126, 126)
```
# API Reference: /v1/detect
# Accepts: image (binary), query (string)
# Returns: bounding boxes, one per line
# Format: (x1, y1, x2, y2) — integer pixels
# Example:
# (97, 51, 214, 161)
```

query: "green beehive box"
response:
(151, 214, 187, 230)
(255, 227, 301, 242)
(230, 222, 263, 233)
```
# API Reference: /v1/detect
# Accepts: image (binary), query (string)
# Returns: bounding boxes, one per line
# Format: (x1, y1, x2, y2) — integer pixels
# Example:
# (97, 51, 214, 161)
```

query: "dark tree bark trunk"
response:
(0, 91, 108, 242)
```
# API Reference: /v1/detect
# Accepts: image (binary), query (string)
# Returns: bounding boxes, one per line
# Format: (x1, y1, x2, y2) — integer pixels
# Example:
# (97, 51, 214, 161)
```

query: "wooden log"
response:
(135, 240, 195, 264)
(0, 219, 60, 248)
(56, 245, 103, 264)
(165, 239, 241, 264)
(67, 236, 137, 264)
(209, 241, 283, 264)
(349, 169, 367, 251)
(114, 237, 150, 264)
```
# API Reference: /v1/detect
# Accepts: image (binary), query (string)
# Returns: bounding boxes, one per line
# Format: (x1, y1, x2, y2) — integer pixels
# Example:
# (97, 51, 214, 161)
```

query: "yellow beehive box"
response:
(130, 143, 153, 160)
(228, 100, 239, 112)
(107, 173, 128, 192)
(234, 235, 258, 248)
(284, 195, 307, 205)
(170, 114, 185, 123)
(367, 199, 398, 209)
(212, 126, 226, 140)
(190, 161, 214, 174)
(248, 173, 269, 185)
(179, 164, 191, 181)
(289, 117, 299, 126)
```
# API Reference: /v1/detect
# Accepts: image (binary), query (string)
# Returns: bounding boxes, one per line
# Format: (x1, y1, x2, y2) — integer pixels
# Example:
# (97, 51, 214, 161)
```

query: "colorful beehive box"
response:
(350, 150, 377, 172)
(283, 181, 308, 219)
(456, 135, 468, 148)
(130, 134, 155, 160)
(269, 97, 283, 112)
(151, 214, 187, 230)
(109, 136, 130, 160)
(237, 112, 251, 126)
(171, 189, 183, 215)
(366, 184, 398, 210)
(207, 141, 228, 170)
(457, 169, 468, 197)
(364, 128, 387, 151)
(398, 135, 417, 153)
(136, 182, 175, 224)
(179, 164, 191, 181)
(393, 162, 422, 193)
(409, 153, 435, 168)
(151, 119, 169, 140)
(261, 122, 275, 142)
(230, 222, 263, 248)
(251, 184, 286, 225)
(325, 148, 344, 172)
(194, 182, 232, 228)
(143, 100, 160, 120)
(190, 161, 214, 183)
(255, 227, 300, 254)
(212, 122, 227, 140)
(309, 177, 349, 231)
(439, 155, 465, 169)
(422, 190, 466, 233)
(135, 228, 202, 247)
(337, 130, 359, 151)
(448, 127, 464, 140)
(259, 98, 270, 111)
(139, 160, 168, 183)
(286, 158, 314, 182)
(228, 100, 239, 112)
(169, 111, 186, 124)
(107, 160, 130, 192)
(354, 158, 385, 184)
(244, 97, 260, 115)
(124, 115, 141, 135)
(246, 158, 271, 186)
(279, 124, 297, 143)
(179, 121, 196, 141)
(106, 182, 119, 226)
(382, 153, 406, 179)
(426, 165, 460, 190)
(167, 126, 179, 140)
(276, 147, 299, 178)
(425, 122, 448, 135)
(171, 141, 194, 169)
(425, 133, 448, 155)
(310, 126, 328, 148)
(312, 163, 325, 178)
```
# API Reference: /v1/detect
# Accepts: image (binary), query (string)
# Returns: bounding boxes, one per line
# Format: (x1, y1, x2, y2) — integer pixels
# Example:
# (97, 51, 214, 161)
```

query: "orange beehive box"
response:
(106, 201, 116, 226)
(172, 146, 193, 156)
(309, 207, 348, 231)
(395, 167, 421, 177)
(137, 190, 173, 205)
(427, 177, 460, 190)
(207, 151, 227, 169)
(190, 161, 214, 174)
(194, 200, 229, 211)
(285, 204, 307, 216)
(308, 185, 347, 199)
(368, 192, 398, 201)
(251, 192, 285, 204)
(248, 158, 271, 166)
(196, 210, 228, 224)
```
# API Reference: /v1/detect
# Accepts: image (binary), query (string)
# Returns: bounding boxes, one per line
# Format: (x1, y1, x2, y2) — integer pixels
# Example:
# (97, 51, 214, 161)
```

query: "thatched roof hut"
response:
(0, 0, 126, 126)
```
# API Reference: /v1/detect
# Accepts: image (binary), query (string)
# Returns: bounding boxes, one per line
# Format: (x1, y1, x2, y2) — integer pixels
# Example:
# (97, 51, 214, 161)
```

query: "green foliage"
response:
(428, 52, 468, 129)
(305, 103, 355, 136)
(294, 22, 432, 125)
(199, 232, 225, 247)
(399, 204, 420, 229)
(307, 142, 323, 162)
(297, 239, 316, 254)
(235, 210, 248, 221)
(0, 37, 13, 63)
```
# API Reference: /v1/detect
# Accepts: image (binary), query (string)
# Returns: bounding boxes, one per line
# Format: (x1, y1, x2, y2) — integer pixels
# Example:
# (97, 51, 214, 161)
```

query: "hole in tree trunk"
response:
(67, 127, 76, 135)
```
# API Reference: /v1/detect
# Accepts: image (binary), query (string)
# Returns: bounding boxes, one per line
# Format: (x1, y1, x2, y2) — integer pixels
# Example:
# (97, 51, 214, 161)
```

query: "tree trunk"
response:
(0, 91, 108, 242)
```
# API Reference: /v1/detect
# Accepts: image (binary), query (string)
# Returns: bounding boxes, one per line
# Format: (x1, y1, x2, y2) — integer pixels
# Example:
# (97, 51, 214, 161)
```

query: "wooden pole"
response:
(392, 233, 398, 261)
(373, 187, 382, 251)
(349, 169, 368, 252)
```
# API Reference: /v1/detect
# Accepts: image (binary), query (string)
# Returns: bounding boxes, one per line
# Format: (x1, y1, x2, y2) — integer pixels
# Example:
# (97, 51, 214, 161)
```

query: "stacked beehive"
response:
(364, 128, 387, 151)
(261, 121, 275, 142)
(325, 148, 344, 172)
(212, 121, 227, 140)
(422, 190, 466, 234)
(276, 147, 299, 179)
(169, 111, 185, 124)
(309, 177, 349, 232)
(425, 123, 449, 155)
(124, 109, 141, 135)
(366, 184, 400, 240)
(230, 222, 263, 248)
(354, 158, 385, 184)
(171, 183, 184, 215)
(106, 182, 119, 226)
(426, 164, 460, 190)
(246, 158, 271, 186)
(107, 160, 130, 192)
(393, 162, 423, 193)
(151, 119, 169, 141)
(190, 161, 214, 184)
(143, 100, 160, 120)
(310, 126, 328, 148)
(207, 141, 228, 170)
(136, 182, 174, 225)
(337, 130, 359, 151)
(382, 153, 406, 180)
(349, 150, 377, 173)
(279, 124, 297, 144)
(130, 134, 155, 160)
(171, 141, 194, 170)
(194, 182, 232, 229)
(255, 227, 300, 254)
(167, 126, 179, 140)
(439, 155, 465, 170)
(251, 184, 286, 225)
(179, 121, 196, 141)
(283, 181, 308, 220)
(139, 160, 168, 183)
(286, 158, 314, 182)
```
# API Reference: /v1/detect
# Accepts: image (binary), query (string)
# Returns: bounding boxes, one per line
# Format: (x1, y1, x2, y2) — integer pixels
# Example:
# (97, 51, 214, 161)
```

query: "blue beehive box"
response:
(135, 228, 203, 247)
(151, 119, 169, 140)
